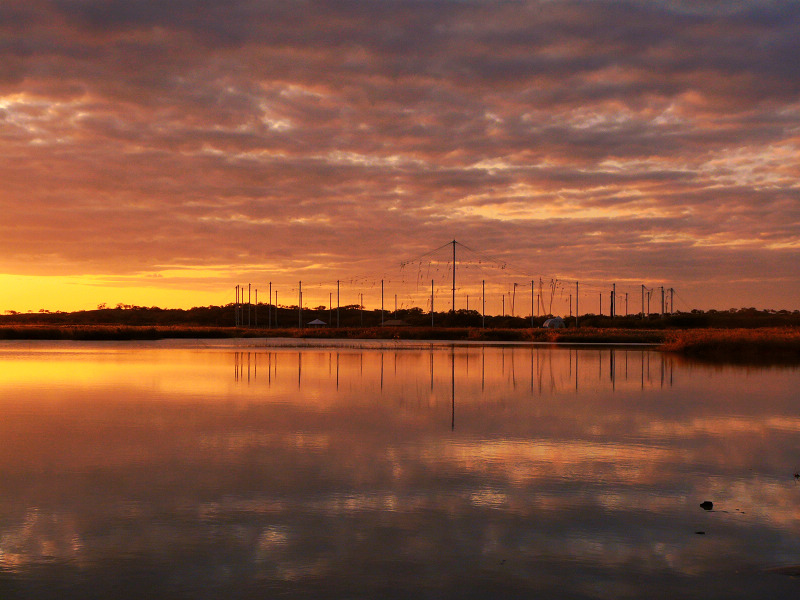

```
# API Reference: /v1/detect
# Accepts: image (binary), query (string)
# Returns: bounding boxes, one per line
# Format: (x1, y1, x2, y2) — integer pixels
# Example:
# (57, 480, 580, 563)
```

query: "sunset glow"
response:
(2, 1, 798, 313)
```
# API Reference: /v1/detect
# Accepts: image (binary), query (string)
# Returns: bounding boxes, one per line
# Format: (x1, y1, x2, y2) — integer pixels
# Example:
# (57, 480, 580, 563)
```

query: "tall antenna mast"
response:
(452, 239, 456, 313)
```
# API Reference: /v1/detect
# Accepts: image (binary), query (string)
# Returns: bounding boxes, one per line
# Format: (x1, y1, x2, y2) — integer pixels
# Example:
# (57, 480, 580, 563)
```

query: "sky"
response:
(1, 0, 799, 315)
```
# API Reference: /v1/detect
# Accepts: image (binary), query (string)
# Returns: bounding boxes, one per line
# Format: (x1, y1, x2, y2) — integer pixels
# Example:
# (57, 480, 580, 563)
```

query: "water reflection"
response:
(233, 346, 679, 435)
(232, 346, 677, 399)
(0, 342, 799, 599)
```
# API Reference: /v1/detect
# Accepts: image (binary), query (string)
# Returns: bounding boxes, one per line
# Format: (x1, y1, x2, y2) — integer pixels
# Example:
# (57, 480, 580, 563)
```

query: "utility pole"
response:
(360, 293, 363, 326)
(329, 292, 332, 326)
(576, 281, 579, 328)
(337, 280, 340, 328)
(395, 294, 397, 318)
(599, 292, 602, 316)
(381, 280, 384, 326)
(502, 294, 505, 317)
(298, 281, 302, 329)
(235, 285, 239, 327)
(255, 289, 258, 328)
(269, 282, 272, 328)
(248, 283, 251, 327)
(275, 291, 278, 327)
(625, 292, 628, 317)
(660, 286, 665, 317)
(669, 287, 674, 314)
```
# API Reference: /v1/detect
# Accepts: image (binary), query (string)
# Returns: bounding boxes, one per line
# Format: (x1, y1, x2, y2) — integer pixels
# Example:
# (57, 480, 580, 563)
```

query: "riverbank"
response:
(0, 324, 664, 343)
(0, 324, 798, 363)
(660, 328, 800, 364)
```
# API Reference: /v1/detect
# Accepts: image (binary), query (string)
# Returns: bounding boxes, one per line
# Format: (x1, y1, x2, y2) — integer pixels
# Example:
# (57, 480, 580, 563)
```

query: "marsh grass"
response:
(661, 328, 800, 364)
(1, 324, 798, 364)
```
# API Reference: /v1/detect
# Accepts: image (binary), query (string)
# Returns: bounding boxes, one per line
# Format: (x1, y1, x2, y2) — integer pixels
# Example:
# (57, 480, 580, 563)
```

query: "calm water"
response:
(1, 340, 799, 599)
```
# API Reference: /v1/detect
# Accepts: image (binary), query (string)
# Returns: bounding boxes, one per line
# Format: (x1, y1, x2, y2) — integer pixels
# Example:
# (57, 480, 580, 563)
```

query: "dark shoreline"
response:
(0, 324, 666, 343)
(1, 325, 799, 364)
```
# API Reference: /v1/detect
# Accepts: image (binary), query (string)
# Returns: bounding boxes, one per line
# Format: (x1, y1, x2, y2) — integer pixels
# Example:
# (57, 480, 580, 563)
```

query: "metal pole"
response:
(576, 281, 579, 328)
(482, 280, 485, 328)
(431, 279, 434, 327)
(269, 282, 272, 328)
(337, 280, 340, 328)
(329, 292, 332, 325)
(512, 283, 516, 317)
(275, 291, 278, 327)
(235, 285, 239, 327)
(452, 239, 456, 313)
(531, 280, 534, 327)
(248, 283, 251, 327)
(381, 280, 384, 326)
(642, 284, 645, 320)
(255, 289, 258, 328)
(611, 283, 615, 318)
(360, 293, 363, 326)
(539, 279, 544, 316)
(299, 281, 302, 329)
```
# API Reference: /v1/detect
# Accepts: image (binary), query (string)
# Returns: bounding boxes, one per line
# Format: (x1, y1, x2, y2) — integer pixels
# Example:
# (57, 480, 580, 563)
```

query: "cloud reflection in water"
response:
(0, 343, 799, 599)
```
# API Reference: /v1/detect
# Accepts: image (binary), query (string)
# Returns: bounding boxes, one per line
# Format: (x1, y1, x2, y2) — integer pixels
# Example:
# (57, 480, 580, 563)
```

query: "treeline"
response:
(2, 304, 799, 329)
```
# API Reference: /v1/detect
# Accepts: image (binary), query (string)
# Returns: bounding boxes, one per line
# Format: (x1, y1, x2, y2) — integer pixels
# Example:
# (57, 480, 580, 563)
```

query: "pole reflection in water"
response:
(451, 345, 455, 431)
(235, 346, 679, 400)
(0, 341, 799, 600)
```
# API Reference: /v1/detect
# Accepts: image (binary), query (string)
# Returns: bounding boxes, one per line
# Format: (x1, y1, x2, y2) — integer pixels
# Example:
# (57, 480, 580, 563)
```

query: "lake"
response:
(1, 340, 799, 599)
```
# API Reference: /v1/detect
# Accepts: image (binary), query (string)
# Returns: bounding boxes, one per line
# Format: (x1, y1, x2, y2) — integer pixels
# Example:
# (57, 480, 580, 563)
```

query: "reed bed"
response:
(1, 324, 798, 364)
(661, 328, 800, 363)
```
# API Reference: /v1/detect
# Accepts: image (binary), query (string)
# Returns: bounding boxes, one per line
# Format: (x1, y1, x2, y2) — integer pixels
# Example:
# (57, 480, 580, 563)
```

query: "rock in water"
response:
(700, 501, 713, 510)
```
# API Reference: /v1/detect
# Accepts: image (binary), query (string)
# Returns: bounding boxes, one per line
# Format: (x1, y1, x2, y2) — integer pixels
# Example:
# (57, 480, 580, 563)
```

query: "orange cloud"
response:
(1, 1, 798, 311)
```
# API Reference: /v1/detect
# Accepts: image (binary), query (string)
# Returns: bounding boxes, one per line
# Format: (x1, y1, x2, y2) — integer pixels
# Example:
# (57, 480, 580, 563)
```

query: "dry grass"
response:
(661, 328, 800, 363)
(1, 324, 798, 364)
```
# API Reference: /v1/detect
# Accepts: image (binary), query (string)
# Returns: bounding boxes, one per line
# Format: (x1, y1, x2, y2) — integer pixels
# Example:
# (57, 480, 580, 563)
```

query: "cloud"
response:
(0, 0, 798, 309)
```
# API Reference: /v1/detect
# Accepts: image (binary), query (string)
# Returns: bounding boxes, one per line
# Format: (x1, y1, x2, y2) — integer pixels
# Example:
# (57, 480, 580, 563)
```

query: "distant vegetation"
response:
(3, 304, 799, 330)
(1, 305, 798, 364)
